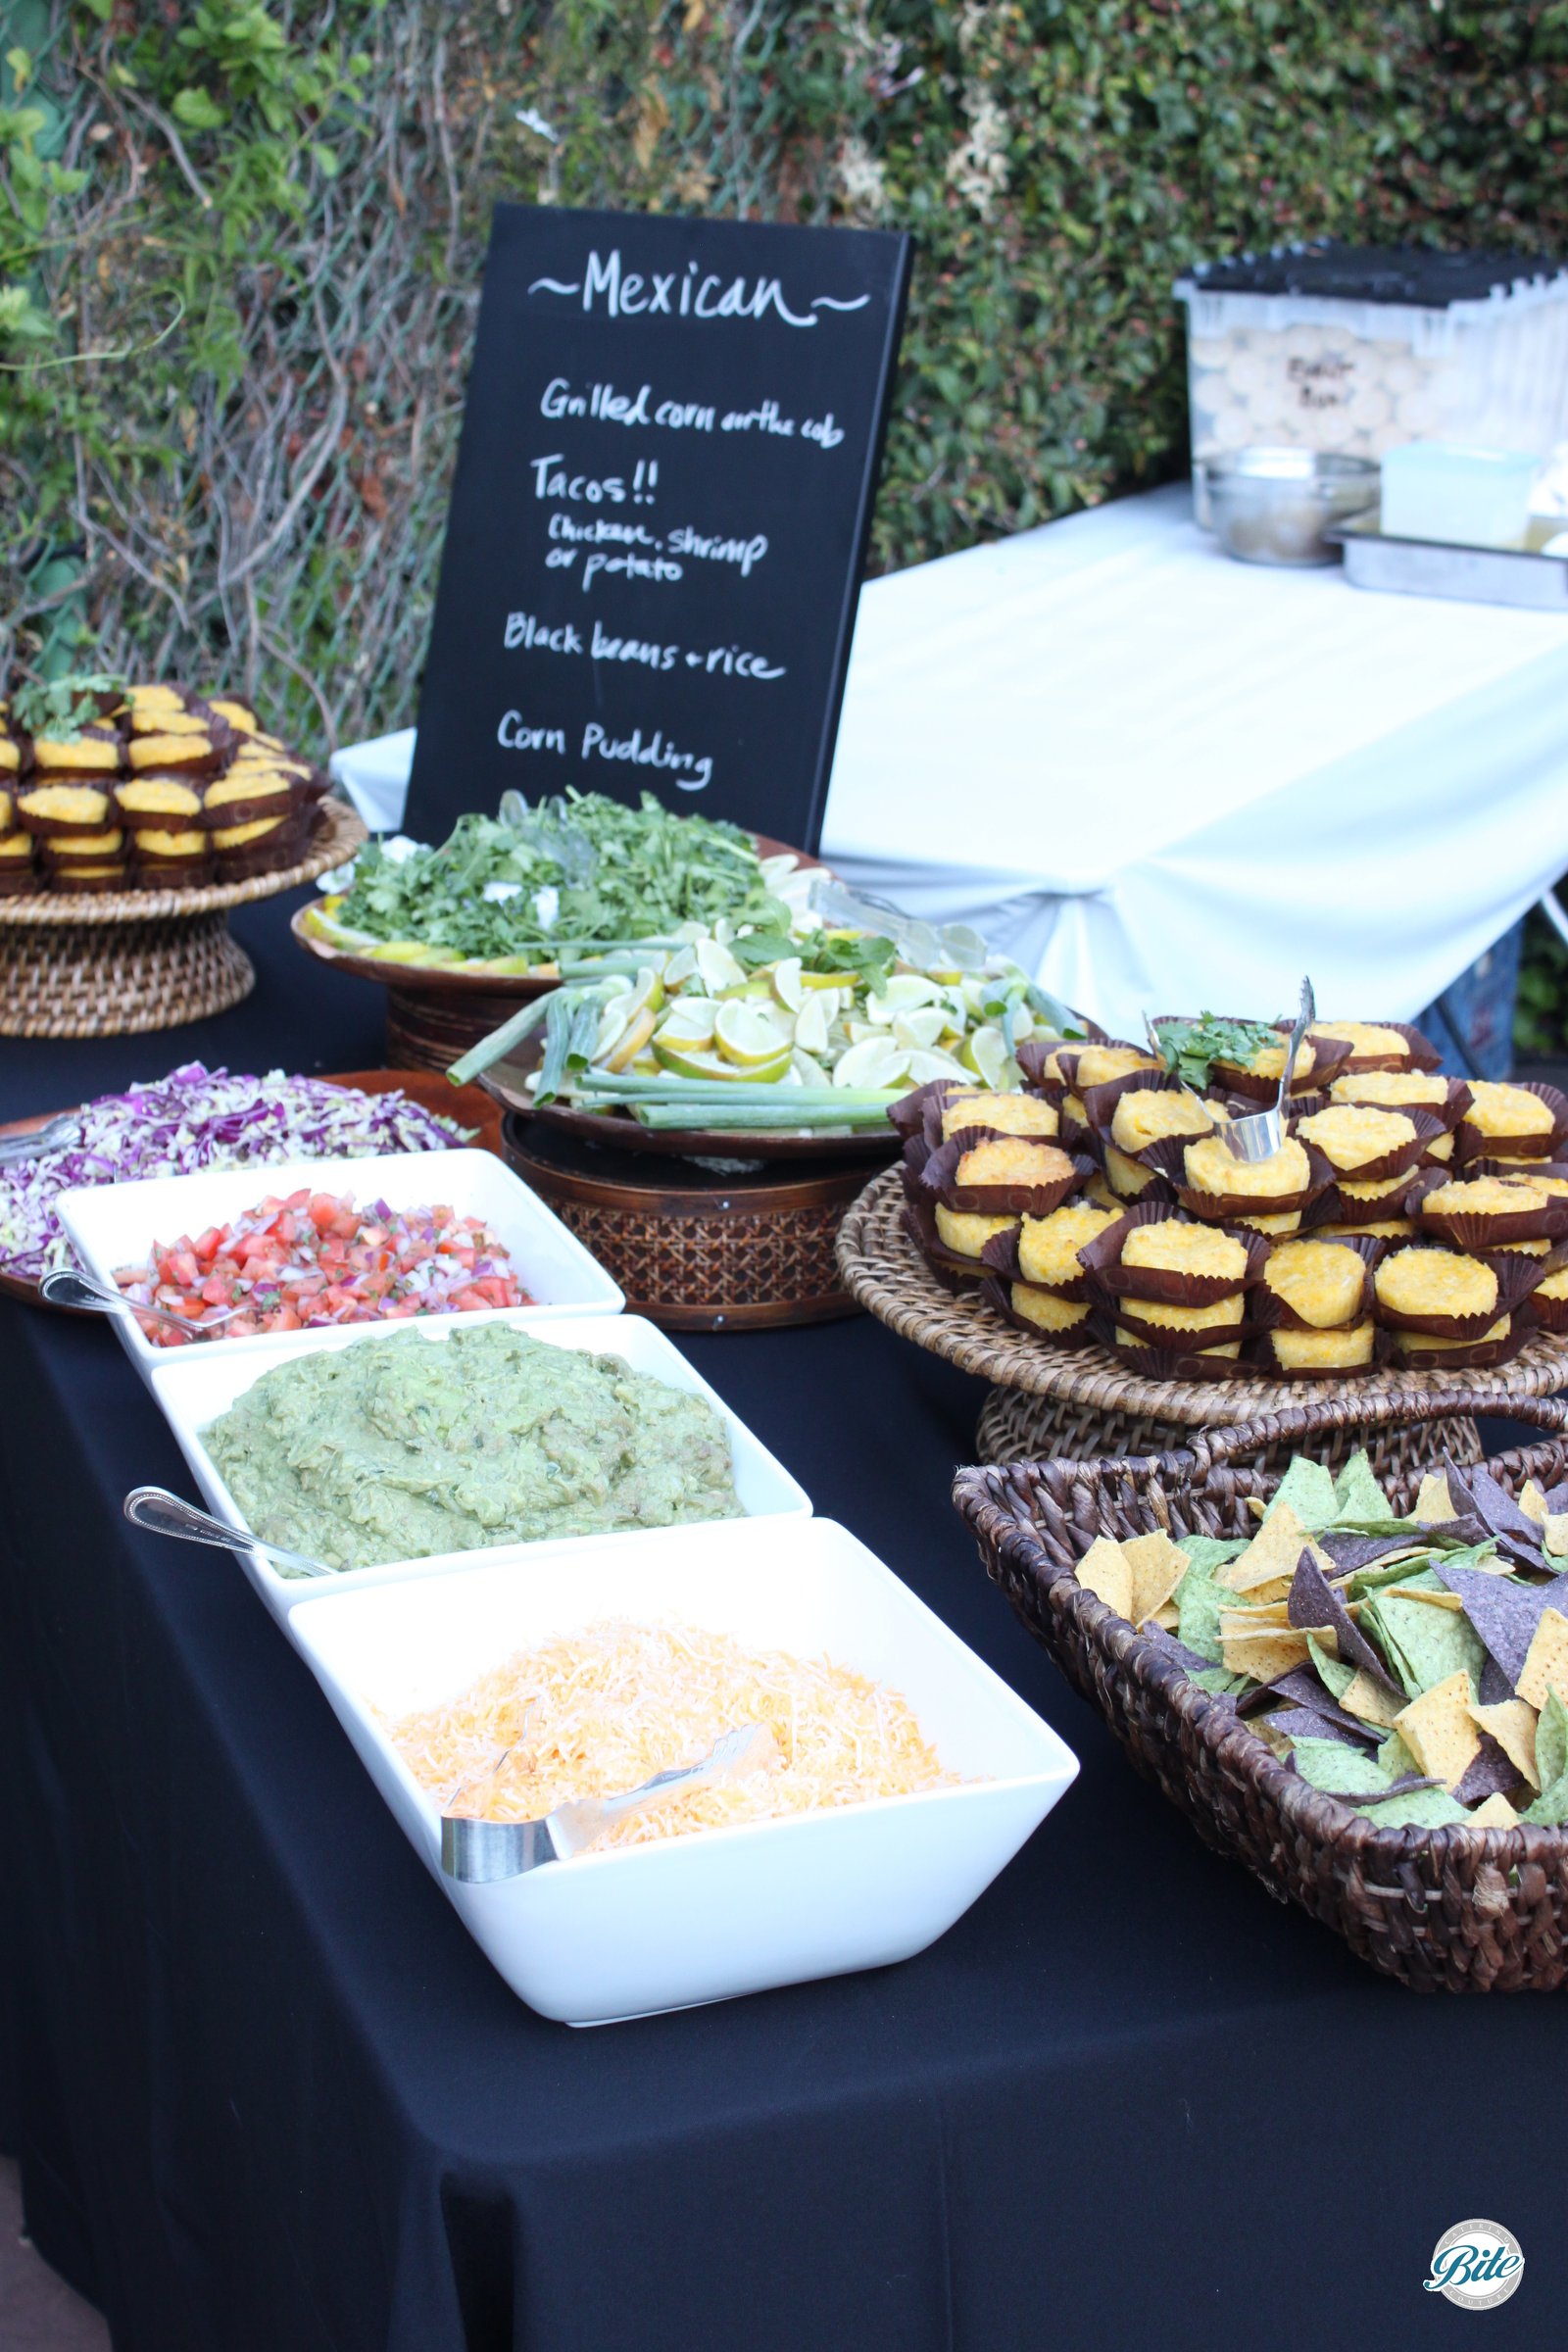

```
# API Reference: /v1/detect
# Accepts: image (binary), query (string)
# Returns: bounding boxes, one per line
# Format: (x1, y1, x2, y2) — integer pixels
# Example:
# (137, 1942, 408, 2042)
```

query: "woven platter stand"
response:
(954, 1394, 1568, 1990)
(0, 800, 367, 1040)
(836, 1163, 1568, 1477)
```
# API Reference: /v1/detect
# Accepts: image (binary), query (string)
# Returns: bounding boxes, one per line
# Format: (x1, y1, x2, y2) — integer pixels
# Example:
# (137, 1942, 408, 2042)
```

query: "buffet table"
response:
(1, 887, 1561, 2352)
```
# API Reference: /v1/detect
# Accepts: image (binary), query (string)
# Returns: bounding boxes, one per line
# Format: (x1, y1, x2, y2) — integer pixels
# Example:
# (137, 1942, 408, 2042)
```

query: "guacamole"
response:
(204, 1324, 742, 1571)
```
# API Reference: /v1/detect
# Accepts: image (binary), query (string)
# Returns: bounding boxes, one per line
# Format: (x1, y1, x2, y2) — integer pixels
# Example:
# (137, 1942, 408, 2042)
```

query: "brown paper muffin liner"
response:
(16, 793, 116, 837)
(918, 1092, 1062, 1159)
(0, 861, 41, 894)
(1454, 1081, 1568, 1165)
(1370, 1242, 1544, 1341)
(1289, 1103, 1449, 1186)
(1405, 1165, 1568, 1250)
(1094, 1309, 1252, 1384)
(1076, 1201, 1268, 1307)
(133, 858, 212, 889)
(979, 1219, 1104, 1303)
(50, 866, 131, 895)
(1249, 1325, 1393, 1380)
(979, 1275, 1099, 1348)
(1252, 1232, 1386, 1332)
(1307, 1019, 1443, 1075)
(903, 1198, 1013, 1287)
(1079, 1067, 1225, 1162)
(1300, 1167, 1422, 1227)
(1115, 1295, 1259, 1347)
(1523, 1273, 1568, 1335)
(217, 836, 307, 881)
(888, 1078, 951, 1141)
(1386, 1326, 1527, 1374)
(1014, 1029, 1107, 1102)
(918, 1137, 1096, 1218)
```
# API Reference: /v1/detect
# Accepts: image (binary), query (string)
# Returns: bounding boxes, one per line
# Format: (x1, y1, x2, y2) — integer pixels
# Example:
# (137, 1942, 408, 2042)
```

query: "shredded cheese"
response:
(384, 1618, 961, 1850)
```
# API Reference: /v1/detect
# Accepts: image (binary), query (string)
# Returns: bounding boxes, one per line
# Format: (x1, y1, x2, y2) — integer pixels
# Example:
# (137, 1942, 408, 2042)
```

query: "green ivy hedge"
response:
(4, 3, 1567, 753)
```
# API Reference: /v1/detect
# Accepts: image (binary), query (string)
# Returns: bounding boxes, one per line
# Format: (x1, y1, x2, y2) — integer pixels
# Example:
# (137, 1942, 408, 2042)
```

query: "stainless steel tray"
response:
(1328, 510, 1568, 610)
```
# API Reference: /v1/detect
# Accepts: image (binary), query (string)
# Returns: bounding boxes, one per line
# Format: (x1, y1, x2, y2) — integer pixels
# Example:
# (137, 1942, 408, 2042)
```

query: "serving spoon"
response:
(41, 1265, 244, 1338)
(0, 1112, 78, 1166)
(123, 1485, 334, 1582)
(441, 1722, 777, 1881)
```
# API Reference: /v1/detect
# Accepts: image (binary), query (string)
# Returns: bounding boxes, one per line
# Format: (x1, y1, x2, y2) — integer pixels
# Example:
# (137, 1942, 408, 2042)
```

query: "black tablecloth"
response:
(0, 889, 1555, 2351)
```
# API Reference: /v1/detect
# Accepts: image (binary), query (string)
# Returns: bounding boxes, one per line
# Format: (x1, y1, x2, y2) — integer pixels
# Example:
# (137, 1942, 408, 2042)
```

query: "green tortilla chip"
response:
(1305, 1632, 1355, 1700)
(1376, 1729, 1421, 1781)
(1290, 1736, 1398, 1797)
(1366, 1592, 1486, 1699)
(1523, 1686, 1568, 1825)
(1356, 1786, 1471, 1829)
(1177, 1536, 1248, 1575)
(1176, 1554, 1237, 1665)
(1333, 1450, 1393, 1526)
(1189, 1664, 1248, 1695)
(1265, 1457, 1340, 1534)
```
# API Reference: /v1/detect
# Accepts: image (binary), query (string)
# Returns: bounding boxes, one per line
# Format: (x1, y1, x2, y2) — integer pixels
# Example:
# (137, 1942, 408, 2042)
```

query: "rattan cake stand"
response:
(0, 798, 366, 1039)
(835, 1164, 1568, 1475)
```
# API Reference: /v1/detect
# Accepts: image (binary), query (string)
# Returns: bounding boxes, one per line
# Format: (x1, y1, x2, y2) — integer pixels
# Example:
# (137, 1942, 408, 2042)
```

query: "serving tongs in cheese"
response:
(441, 1721, 776, 1881)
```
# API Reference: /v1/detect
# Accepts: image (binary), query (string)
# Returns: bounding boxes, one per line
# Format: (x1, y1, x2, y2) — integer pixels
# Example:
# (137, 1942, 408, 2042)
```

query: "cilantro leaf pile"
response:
(1076, 1450, 1568, 1831)
(1152, 1011, 1287, 1090)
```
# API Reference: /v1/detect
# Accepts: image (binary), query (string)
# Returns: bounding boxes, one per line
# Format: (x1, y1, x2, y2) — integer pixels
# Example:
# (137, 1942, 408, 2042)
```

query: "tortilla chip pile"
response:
(1074, 1449, 1568, 1831)
(894, 1015, 1568, 1383)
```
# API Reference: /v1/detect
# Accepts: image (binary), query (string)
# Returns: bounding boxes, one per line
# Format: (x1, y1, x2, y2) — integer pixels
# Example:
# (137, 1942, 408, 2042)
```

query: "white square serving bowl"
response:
(287, 1515, 1080, 2024)
(146, 1309, 812, 1627)
(56, 1149, 623, 1386)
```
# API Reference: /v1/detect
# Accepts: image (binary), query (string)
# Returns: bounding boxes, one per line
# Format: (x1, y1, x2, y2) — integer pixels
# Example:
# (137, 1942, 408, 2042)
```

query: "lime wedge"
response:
(656, 998, 719, 1052)
(695, 937, 747, 993)
(893, 1006, 947, 1052)
(715, 1000, 795, 1067)
(772, 956, 805, 1013)
(869, 976, 943, 1018)
(960, 1025, 1010, 1088)
(605, 1004, 659, 1072)
(654, 1040, 791, 1084)
(793, 991, 833, 1057)
(833, 1036, 910, 1090)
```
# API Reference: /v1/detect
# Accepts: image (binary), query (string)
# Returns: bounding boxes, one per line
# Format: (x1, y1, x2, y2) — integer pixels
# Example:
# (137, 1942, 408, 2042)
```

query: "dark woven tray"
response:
(953, 1389, 1568, 1990)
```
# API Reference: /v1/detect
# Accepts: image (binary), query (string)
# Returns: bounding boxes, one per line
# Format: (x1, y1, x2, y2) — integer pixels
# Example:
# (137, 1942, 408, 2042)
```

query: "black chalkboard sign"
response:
(405, 203, 909, 854)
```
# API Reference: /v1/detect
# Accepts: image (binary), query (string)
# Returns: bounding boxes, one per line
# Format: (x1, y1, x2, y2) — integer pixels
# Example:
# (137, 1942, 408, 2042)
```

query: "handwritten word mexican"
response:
(528, 249, 870, 330)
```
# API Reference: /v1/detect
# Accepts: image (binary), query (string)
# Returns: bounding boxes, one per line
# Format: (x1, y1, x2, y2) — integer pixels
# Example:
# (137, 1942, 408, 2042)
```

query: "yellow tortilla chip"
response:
(1152, 1599, 1182, 1631)
(1519, 1479, 1547, 1526)
(1122, 1530, 1190, 1627)
(1217, 1501, 1318, 1595)
(1544, 1515, 1568, 1560)
(1412, 1470, 1456, 1526)
(1382, 1585, 1465, 1612)
(1339, 1669, 1404, 1730)
(1218, 1621, 1312, 1681)
(1466, 1793, 1522, 1830)
(1517, 1609, 1568, 1713)
(1074, 1537, 1132, 1621)
(1393, 1671, 1483, 1789)
(1468, 1698, 1541, 1790)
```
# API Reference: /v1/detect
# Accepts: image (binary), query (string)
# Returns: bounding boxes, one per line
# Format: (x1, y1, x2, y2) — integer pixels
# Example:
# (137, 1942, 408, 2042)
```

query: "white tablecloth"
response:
(333, 483, 1568, 1037)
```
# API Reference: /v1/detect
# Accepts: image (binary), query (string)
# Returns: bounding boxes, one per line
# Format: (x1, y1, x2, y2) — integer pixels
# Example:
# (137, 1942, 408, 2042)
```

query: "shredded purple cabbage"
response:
(0, 1061, 475, 1283)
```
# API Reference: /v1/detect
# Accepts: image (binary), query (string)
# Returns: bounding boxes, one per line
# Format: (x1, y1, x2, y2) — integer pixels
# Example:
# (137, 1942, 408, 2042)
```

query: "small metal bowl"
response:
(1205, 450, 1380, 568)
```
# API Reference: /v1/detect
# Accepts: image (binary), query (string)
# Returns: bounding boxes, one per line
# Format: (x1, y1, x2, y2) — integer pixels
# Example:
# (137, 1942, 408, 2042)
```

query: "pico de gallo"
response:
(114, 1188, 529, 1345)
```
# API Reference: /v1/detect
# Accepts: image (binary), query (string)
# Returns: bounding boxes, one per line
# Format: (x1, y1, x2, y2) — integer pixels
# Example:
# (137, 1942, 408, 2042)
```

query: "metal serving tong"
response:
(1222, 975, 1315, 1164)
(0, 1112, 77, 1166)
(42, 1265, 244, 1338)
(124, 1485, 334, 1581)
(441, 1721, 775, 1882)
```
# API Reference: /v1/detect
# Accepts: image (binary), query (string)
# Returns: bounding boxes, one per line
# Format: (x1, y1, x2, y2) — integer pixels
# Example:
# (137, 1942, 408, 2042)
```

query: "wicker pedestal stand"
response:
(836, 1165, 1568, 1476)
(0, 800, 366, 1040)
(503, 1115, 875, 1331)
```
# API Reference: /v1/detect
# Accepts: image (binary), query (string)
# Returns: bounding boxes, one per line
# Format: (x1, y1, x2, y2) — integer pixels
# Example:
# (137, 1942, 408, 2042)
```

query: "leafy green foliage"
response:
(1154, 1012, 1283, 1089)
(5, 4, 1568, 753)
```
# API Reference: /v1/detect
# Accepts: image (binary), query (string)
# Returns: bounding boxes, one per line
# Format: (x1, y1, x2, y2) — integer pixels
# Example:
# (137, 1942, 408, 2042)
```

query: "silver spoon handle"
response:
(42, 1265, 239, 1337)
(0, 1113, 76, 1165)
(1275, 974, 1316, 1114)
(122, 1485, 331, 1581)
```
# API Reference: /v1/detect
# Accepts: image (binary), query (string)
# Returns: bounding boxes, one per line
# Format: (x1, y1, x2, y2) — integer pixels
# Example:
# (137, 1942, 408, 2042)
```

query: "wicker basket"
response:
(954, 1389, 1568, 1990)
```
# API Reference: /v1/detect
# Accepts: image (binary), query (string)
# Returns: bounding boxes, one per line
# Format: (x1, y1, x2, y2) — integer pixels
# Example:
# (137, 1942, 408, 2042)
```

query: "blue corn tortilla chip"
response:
(1454, 1464, 1548, 1567)
(1287, 1549, 1396, 1688)
(1479, 1654, 1514, 1707)
(1452, 1733, 1525, 1807)
(1263, 1705, 1363, 1749)
(1319, 1530, 1426, 1574)
(1432, 1563, 1568, 1690)
(1143, 1626, 1235, 1681)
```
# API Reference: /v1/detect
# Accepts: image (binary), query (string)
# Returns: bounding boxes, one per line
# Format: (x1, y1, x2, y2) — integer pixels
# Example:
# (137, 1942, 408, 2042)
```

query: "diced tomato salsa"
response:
(114, 1188, 529, 1345)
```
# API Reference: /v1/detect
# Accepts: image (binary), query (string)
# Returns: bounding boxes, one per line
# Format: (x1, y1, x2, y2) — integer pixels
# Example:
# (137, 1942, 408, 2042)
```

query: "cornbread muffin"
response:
(1465, 1081, 1555, 1140)
(42, 826, 125, 861)
(32, 725, 119, 775)
(1074, 1046, 1160, 1089)
(1268, 1320, 1378, 1371)
(1490, 1238, 1551, 1256)
(1062, 1093, 1087, 1128)
(134, 827, 209, 860)
(1235, 1209, 1302, 1236)
(933, 1205, 1016, 1260)
(1009, 1285, 1093, 1335)
(127, 729, 222, 774)
(1184, 1134, 1309, 1199)
(1109, 1090, 1216, 1154)
(1397, 1317, 1510, 1353)
(1120, 1222, 1248, 1280)
(115, 773, 206, 825)
(1315, 1217, 1412, 1242)
(1423, 1175, 1548, 1219)
(1309, 1021, 1409, 1062)
(1426, 1134, 1455, 1162)
(1297, 1103, 1418, 1173)
(1337, 1174, 1413, 1203)
(1375, 1247, 1497, 1321)
(1017, 1200, 1121, 1288)
(1114, 1326, 1241, 1359)
(1118, 1294, 1246, 1336)
(939, 1092, 1059, 1143)
(17, 782, 112, 832)
(1103, 1145, 1162, 1199)
(1264, 1239, 1366, 1328)
(1037, 1046, 1075, 1087)
(208, 696, 259, 734)
(0, 787, 11, 831)
(953, 1138, 1072, 1191)
(0, 738, 19, 777)
(1085, 1173, 1124, 1215)
(1538, 1268, 1568, 1302)
(204, 767, 293, 820)
(52, 863, 128, 892)
(1533, 1174, 1568, 1198)
(1217, 1037, 1317, 1085)
(1329, 1069, 1448, 1108)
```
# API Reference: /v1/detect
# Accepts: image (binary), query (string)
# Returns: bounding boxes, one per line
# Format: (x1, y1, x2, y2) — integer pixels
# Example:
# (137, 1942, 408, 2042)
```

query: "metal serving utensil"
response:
(0, 1112, 78, 1166)
(123, 1485, 334, 1582)
(1222, 975, 1315, 1163)
(41, 1265, 244, 1338)
(441, 1721, 776, 1882)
